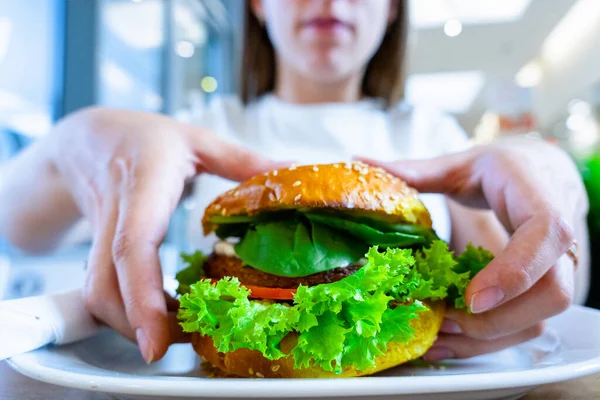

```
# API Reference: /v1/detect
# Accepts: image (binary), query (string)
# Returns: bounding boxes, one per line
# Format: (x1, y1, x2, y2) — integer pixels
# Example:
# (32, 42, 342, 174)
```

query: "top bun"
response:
(203, 162, 432, 235)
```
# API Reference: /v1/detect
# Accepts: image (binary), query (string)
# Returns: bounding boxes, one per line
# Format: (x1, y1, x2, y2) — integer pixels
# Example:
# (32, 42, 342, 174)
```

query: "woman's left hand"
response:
(359, 137, 589, 361)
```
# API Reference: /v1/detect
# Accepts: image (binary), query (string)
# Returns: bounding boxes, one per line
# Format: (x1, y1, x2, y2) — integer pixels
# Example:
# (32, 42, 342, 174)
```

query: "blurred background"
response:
(0, 0, 598, 308)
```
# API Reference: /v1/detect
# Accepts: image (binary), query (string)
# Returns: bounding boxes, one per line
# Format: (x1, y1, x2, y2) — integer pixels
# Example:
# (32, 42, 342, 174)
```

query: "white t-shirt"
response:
(182, 94, 470, 253)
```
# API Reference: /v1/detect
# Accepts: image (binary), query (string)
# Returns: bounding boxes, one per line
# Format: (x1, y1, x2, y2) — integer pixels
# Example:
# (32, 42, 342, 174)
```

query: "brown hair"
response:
(240, 0, 409, 108)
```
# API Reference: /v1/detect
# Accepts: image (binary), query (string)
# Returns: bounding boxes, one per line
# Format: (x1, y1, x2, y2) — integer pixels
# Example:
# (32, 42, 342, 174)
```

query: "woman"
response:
(0, 0, 589, 366)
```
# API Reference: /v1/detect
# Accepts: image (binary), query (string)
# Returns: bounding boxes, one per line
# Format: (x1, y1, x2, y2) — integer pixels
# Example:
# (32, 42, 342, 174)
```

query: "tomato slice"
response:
(209, 279, 297, 300)
(244, 284, 297, 300)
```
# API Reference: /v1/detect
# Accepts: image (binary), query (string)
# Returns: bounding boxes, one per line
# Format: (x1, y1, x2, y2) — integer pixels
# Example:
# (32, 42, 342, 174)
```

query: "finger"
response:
(424, 322, 546, 361)
(355, 154, 484, 204)
(362, 152, 574, 312)
(186, 127, 291, 181)
(84, 193, 135, 341)
(466, 208, 574, 313)
(443, 263, 573, 340)
(357, 152, 553, 230)
(112, 161, 183, 364)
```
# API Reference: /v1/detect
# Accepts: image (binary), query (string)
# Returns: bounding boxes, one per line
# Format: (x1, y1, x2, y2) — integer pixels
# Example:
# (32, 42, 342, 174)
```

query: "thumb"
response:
(185, 126, 291, 182)
(355, 152, 479, 197)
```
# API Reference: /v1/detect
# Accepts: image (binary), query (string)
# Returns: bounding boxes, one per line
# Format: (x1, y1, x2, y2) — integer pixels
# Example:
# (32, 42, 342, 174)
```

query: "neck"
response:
(274, 59, 363, 104)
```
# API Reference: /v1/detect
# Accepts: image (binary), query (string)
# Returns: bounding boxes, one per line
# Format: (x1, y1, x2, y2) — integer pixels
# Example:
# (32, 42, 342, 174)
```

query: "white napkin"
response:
(0, 289, 99, 360)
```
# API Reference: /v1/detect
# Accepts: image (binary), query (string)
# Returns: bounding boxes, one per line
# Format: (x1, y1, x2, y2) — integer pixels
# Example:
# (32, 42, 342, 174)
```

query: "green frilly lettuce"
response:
(177, 241, 493, 373)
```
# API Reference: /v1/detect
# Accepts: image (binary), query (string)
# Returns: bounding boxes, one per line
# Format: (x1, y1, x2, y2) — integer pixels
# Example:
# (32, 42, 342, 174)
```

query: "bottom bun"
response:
(191, 300, 445, 378)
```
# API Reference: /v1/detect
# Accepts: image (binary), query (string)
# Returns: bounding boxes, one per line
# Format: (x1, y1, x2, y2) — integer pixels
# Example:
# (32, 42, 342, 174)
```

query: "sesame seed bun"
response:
(202, 162, 432, 235)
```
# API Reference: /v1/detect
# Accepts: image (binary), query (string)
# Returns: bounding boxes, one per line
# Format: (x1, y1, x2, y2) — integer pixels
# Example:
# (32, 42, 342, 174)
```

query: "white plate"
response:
(7, 305, 600, 400)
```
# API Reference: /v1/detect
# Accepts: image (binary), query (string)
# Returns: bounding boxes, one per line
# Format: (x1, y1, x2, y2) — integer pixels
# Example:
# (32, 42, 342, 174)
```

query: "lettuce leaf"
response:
(178, 241, 492, 373)
(453, 244, 495, 308)
(412, 241, 495, 308)
(225, 211, 438, 278)
(235, 219, 367, 277)
(304, 213, 436, 247)
(175, 251, 208, 296)
(211, 210, 437, 241)
(455, 243, 495, 276)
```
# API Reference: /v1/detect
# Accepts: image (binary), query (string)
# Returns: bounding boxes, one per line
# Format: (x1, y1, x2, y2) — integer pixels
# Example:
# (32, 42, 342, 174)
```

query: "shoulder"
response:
(387, 102, 472, 155)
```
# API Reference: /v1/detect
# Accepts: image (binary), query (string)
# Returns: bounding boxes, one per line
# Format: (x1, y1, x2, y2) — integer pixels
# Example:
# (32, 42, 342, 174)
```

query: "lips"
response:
(302, 17, 352, 32)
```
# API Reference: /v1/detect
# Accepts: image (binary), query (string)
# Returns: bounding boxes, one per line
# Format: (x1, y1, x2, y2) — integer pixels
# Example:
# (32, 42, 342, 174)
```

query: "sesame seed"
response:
(233, 191, 239, 198)
(256, 372, 265, 378)
(249, 368, 254, 375)
(376, 193, 383, 201)
(271, 365, 280, 372)
(353, 164, 362, 172)
(360, 168, 369, 175)
(221, 208, 227, 215)
(391, 195, 399, 201)
(333, 164, 340, 168)
(313, 166, 319, 172)
(375, 172, 384, 178)
(273, 170, 278, 176)
(201, 356, 208, 362)
(289, 164, 297, 171)
(214, 204, 222, 210)
(294, 194, 302, 202)
(344, 162, 352, 169)
(293, 180, 302, 187)
(358, 176, 366, 184)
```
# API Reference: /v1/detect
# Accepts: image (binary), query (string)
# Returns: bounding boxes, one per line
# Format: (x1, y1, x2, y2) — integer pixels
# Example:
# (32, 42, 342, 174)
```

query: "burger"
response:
(176, 162, 493, 378)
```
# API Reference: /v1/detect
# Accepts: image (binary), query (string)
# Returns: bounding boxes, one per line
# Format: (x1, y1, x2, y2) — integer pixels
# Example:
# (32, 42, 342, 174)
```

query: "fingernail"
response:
(470, 286, 504, 313)
(423, 346, 455, 362)
(136, 328, 154, 364)
(440, 319, 462, 334)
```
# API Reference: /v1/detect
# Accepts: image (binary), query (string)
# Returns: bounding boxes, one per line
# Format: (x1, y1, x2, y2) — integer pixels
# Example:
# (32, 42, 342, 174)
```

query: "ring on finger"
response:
(566, 240, 579, 270)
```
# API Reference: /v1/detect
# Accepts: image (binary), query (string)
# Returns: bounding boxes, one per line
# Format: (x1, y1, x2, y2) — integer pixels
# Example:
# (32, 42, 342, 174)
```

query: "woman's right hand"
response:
(46, 107, 284, 363)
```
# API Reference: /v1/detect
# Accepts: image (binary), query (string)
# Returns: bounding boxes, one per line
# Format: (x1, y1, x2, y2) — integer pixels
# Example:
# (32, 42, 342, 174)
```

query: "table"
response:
(1, 362, 599, 400)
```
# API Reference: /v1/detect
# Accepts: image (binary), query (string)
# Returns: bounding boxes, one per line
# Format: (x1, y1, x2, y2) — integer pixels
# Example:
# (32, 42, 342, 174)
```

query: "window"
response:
(98, 0, 166, 112)
(0, 0, 57, 139)
(98, 0, 238, 115)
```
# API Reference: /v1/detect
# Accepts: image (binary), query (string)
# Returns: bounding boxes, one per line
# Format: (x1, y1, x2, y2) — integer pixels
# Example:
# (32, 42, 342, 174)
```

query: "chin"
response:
(302, 54, 359, 84)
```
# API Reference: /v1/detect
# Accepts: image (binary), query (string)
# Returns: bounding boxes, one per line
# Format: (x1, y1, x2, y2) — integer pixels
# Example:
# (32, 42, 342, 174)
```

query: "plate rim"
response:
(7, 305, 600, 398)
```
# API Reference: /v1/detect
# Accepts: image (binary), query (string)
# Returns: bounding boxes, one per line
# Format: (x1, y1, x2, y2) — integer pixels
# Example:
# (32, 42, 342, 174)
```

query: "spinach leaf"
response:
(210, 210, 296, 225)
(304, 213, 430, 247)
(215, 223, 248, 239)
(175, 251, 208, 295)
(214, 210, 438, 278)
(212, 210, 438, 244)
(234, 219, 367, 277)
